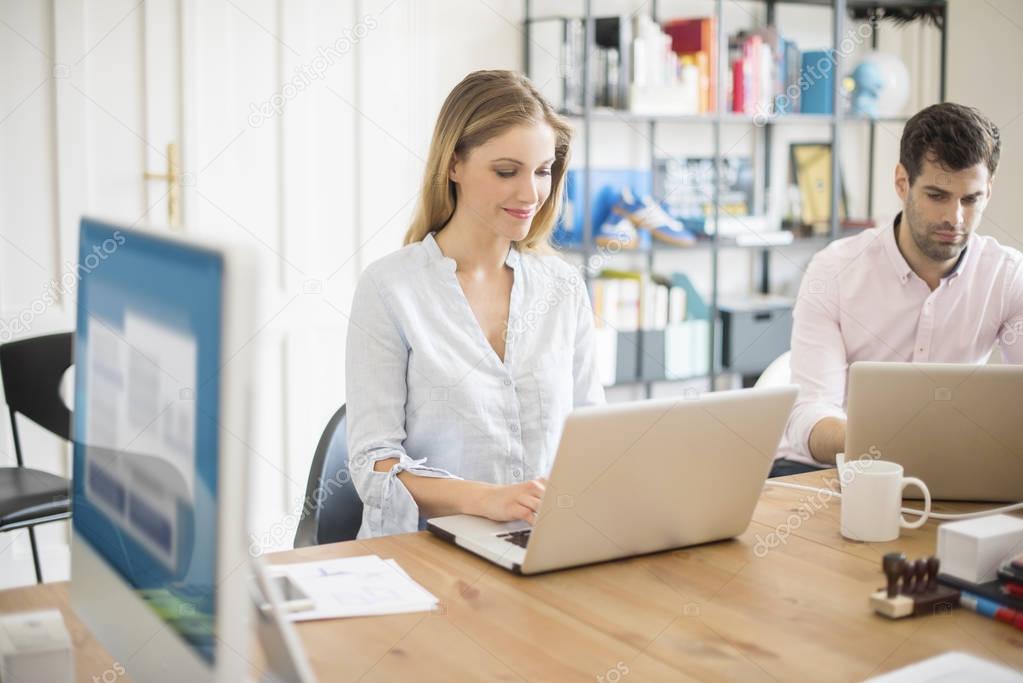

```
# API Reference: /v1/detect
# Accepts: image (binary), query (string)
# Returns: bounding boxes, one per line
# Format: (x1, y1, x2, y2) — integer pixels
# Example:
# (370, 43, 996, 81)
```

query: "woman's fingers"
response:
(511, 503, 536, 523)
(486, 480, 549, 523)
(519, 494, 542, 511)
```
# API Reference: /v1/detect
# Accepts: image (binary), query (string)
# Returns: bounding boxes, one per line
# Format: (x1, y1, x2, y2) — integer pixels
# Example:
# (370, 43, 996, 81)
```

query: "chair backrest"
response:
(293, 404, 364, 547)
(754, 350, 792, 389)
(0, 332, 74, 465)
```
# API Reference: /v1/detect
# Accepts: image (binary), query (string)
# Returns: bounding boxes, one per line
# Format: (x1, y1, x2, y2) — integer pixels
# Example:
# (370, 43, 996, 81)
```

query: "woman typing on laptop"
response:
(345, 70, 605, 538)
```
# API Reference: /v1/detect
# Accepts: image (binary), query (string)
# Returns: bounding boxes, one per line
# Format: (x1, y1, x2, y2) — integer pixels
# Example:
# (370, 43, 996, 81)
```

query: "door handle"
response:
(144, 142, 181, 228)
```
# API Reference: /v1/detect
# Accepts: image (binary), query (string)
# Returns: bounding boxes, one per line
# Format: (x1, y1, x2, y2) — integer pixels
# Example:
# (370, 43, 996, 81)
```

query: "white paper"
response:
(865, 651, 1023, 683)
(273, 556, 439, 622)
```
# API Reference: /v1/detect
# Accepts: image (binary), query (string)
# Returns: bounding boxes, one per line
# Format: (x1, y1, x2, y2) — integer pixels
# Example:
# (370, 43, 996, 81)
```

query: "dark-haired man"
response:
(772, 103, 1023, 475)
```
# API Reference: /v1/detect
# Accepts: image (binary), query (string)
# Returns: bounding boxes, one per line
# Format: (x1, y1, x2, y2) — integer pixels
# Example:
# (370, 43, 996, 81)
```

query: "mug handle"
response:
(899, 476, 931, 529)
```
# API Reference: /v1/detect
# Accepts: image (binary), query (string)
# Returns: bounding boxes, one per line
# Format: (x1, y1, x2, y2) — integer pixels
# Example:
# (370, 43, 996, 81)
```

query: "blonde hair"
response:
(403, 70, 573, 252)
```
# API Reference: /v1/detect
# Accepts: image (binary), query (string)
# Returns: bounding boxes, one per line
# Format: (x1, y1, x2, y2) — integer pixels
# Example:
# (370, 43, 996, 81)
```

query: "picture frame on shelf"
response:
(790, 142, 847, 236)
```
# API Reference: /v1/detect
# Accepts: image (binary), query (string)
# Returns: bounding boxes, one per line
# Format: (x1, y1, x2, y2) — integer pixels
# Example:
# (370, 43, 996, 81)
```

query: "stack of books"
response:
(589, 270, 687, 332)
(727, 27, 804, 116)
(527, 13, 819, 118)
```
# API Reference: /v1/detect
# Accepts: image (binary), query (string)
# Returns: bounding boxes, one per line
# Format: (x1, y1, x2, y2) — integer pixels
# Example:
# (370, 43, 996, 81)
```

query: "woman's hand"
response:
(379, 460, 548, 522)
(469, 478, 547, 524)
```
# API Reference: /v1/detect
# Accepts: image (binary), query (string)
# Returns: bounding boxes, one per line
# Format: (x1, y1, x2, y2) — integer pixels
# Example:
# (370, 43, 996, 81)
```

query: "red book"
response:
(663, 17, 717, 111)
(664, 18, 709, 53)
(745, 35, 761, 115)
(731, 59, 745, 112)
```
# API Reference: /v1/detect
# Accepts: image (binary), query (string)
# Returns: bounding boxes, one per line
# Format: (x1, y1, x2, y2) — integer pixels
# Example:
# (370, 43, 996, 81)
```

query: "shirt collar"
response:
(946, 237, 971, 280)
(423, 232, 521, 272)
(885, 212, 970, 285)
(504, 244, 522, 270)
(885, 213, 915, 285)
(422, 232, 456, 273)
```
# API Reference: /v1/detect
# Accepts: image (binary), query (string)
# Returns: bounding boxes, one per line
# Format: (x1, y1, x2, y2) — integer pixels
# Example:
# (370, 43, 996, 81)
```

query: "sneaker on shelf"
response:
(594, 212, 643, 250)
(627, 194, 697, 247)
(594, 188, 647, 249)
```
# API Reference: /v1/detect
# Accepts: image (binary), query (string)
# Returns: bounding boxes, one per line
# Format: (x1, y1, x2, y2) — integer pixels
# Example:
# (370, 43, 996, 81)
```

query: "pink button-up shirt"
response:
(778, 214, 1023, 464)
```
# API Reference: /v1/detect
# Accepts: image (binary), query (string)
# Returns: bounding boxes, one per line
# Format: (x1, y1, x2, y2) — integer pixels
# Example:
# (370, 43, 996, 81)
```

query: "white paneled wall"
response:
(1, 0, 1020, 587)
(948, 0, 1023, 252)
(0, 0, 525, 586)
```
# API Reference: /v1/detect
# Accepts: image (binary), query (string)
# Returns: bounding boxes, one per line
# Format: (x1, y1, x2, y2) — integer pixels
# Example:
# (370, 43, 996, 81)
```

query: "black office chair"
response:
(293, 404, 364, 547)
(0, 332, 73, 583)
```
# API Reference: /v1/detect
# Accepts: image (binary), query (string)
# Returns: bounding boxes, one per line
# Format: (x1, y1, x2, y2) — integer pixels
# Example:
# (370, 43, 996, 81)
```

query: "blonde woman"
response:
(346, 70, 605, 538)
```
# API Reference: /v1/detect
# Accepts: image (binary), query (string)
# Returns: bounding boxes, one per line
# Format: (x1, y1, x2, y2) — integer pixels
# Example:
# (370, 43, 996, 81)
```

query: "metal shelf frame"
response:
(523, 0, 947, 394)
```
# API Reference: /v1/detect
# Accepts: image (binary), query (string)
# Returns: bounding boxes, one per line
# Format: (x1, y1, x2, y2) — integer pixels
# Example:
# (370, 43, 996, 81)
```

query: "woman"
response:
(346, 70, 604, 538)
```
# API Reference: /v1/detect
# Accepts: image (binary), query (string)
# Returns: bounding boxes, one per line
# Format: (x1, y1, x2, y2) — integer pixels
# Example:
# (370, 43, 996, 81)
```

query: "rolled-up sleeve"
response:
(783, 256, 849, 463)
(571, 270, 606, 408)
(345, 267, 459, 538)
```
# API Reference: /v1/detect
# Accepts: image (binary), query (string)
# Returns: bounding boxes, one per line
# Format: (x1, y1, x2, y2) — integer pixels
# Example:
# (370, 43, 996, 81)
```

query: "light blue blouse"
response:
(345, 233, 605, 538)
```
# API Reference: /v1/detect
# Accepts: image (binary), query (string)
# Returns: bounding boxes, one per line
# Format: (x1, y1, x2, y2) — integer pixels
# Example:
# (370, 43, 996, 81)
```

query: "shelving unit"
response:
(523, 0, 948, 394)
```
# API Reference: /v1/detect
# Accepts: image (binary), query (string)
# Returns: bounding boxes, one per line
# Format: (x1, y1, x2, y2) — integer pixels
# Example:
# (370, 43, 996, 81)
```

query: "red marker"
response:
(961, 592, 1023, 631)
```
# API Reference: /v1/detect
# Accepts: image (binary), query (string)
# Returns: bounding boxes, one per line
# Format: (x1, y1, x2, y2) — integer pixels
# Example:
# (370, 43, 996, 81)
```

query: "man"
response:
(772, 102, 1023, 476)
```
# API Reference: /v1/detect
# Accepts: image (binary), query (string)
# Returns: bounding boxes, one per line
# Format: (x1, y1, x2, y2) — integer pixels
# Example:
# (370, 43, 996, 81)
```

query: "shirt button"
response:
(510, 423, 520, 433)
(504, 378, 512, 386)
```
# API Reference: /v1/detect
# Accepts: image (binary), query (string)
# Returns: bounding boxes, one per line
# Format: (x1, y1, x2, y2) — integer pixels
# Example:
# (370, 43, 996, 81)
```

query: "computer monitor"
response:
(70, 217, 259, 683)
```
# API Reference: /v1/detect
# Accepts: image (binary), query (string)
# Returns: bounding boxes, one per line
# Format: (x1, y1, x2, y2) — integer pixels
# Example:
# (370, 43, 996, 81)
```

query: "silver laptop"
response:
(427, 386, 798, 575)
(846, 362, 1023, 502)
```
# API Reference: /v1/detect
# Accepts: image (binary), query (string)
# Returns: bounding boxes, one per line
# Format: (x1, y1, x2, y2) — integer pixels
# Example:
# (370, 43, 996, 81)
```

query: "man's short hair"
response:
(900, 103, 1000, 185)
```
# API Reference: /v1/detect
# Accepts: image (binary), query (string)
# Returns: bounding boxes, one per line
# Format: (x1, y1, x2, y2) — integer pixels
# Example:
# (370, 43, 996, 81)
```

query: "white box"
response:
(936, 514, 1023, 584)
(0, 609, 73, 683)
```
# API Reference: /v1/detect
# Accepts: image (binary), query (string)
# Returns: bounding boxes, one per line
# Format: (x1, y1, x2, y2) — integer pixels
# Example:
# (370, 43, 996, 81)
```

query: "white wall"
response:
(0, 0, 524, 587)
(948, 0, 1023, 251)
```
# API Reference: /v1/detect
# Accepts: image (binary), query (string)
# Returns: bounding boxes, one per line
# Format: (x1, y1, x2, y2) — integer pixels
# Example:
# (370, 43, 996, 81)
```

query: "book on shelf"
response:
(630, 15, 701, 115)
(526, 11, 833, 120)
(593, 16, 632, 109)
(629, 17, 809, 117)
(799, 50, 835, 115)
(727, 27, 793, 117)
(525, 16, 586, 113)
(588, 270, 719, 386)
(662, 17, 716, 113)
(589, 269, 686, 332)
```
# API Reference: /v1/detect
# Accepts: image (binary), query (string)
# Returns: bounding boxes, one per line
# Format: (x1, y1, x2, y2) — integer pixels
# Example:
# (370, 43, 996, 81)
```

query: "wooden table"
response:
(2, 470, 1021, 682)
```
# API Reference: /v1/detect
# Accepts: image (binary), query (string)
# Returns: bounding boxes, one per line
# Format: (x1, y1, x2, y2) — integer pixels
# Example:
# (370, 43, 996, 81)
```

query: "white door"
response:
(0, 0, 195, 586)
(0, 0, 362, 585)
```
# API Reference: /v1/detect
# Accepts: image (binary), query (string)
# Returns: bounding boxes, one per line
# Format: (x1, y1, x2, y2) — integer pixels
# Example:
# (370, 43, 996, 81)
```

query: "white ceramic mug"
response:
(838, 456, 931, 542)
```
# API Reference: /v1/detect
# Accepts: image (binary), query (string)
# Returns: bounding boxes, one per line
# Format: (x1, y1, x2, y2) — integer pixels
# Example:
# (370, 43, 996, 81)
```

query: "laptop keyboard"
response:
(496, 529, 531, 549)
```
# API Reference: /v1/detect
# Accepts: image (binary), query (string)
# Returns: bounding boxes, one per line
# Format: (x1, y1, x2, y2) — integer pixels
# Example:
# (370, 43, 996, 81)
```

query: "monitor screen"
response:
(73, 219, 224, 664)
